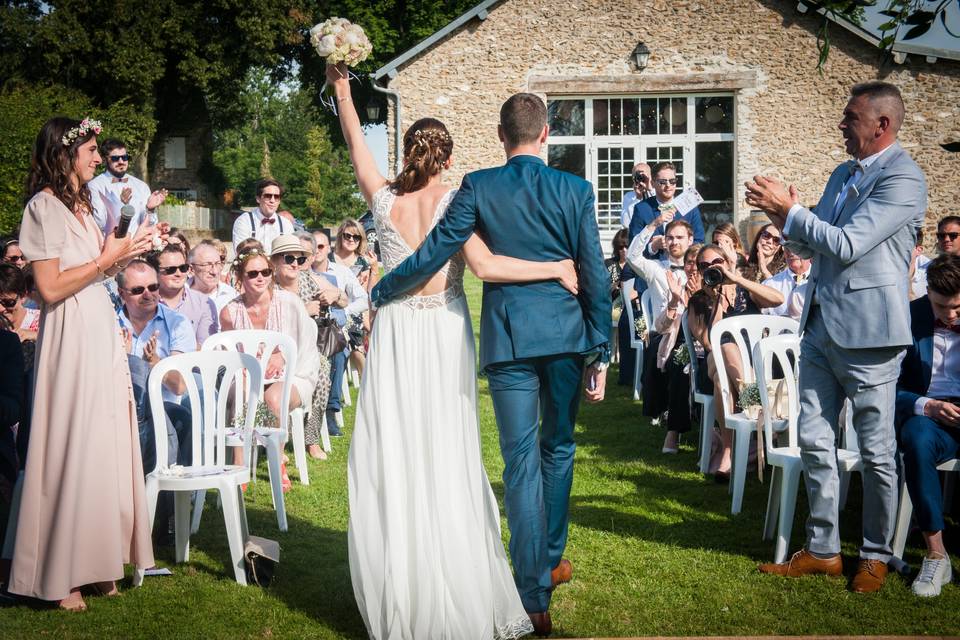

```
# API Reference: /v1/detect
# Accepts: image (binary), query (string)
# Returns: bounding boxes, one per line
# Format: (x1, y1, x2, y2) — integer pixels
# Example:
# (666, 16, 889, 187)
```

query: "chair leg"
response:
(290, 412, 309, 486)
(220, 482, 248, 586)
(264, 438, 289, 532)
(335, 411, 344, 429)
(134, 477, 160, 587)
(731, 428, 751, 515)
(250, 444, 259, 483)
(191, 489, 206, 534)
(174, 491, 192, 564)
(698, 400, 714, 475)
(892, 475, 914, 560)
(320, 418, 332, 453)
(763, 466, 782, 541)
(633, 347, 642, 401)
(342, 375, 351, 407)
(774, 465, 803, 564)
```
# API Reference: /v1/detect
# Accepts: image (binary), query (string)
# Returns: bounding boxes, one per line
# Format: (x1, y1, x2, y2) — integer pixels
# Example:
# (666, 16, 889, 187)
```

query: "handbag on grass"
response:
(245, 535, 280, 587)
(316, 310, 348, 357)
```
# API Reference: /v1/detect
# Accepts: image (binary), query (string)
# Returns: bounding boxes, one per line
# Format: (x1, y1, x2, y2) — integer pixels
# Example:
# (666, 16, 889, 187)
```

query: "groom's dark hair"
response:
(927, 254, 960, 297)
(500, 93, 547, 148)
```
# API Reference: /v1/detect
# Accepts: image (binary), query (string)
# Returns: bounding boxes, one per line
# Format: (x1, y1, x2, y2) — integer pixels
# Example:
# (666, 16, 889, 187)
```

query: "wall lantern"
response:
(632, 42, 651, 71)
(366, 100, 381, 121)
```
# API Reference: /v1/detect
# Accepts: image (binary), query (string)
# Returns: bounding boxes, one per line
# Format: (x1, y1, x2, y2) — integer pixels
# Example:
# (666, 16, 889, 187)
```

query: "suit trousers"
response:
(898, 414, 960, 532)
(798, 307, 904, 561)
(485, 353, 584, 613)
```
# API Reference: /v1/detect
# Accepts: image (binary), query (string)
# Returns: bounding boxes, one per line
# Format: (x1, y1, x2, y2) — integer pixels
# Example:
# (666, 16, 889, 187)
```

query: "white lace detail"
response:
(372, 185, 465, 310)
(495, 617, 535, 640)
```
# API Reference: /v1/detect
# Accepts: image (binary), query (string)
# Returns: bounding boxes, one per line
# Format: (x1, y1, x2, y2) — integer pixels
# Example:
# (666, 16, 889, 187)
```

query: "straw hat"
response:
(270, 234, 307, 256)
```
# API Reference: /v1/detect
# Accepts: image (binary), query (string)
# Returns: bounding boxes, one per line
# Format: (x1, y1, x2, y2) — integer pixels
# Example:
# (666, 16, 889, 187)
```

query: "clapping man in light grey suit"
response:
(746, 81, 927, 593)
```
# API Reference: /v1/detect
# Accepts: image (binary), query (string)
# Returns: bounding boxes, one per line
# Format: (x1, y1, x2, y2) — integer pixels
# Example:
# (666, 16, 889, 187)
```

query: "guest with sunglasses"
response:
(936, 216, 960, 256)
(2, 239, 27, 269)
(334, 218, 380, 379)
(745, 224, 786, 282)
(626, 162, 705, 258)
(0, 265, 39, 346)
(231, 178, 292, 250)
(87, 138, 167, 237)
(148, 243, 217, 348)
(620, 162, 654, 228)
(220, 246, 320, 480)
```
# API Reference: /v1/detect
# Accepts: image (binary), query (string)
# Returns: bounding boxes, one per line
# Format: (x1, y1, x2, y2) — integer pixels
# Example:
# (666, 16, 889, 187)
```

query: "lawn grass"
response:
(2, 272, 959, 637)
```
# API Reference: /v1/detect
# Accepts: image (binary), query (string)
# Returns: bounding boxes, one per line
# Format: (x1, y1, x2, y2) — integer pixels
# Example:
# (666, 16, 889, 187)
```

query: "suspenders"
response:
(246, 210, 285, 238)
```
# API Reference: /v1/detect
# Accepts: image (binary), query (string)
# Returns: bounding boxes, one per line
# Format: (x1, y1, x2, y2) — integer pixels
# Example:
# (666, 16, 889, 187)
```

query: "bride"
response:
(327, 64, 578, 639)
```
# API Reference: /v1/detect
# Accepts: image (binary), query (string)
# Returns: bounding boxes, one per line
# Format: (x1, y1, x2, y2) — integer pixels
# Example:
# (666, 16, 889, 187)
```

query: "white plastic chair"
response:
(620, 279, 644, 401)
(133, 351, 261, 586)
(199, 330, 301, 534)
(892, 458, 960, 560)
(709, 314, 799, 514)
(681, 312, 715, 474)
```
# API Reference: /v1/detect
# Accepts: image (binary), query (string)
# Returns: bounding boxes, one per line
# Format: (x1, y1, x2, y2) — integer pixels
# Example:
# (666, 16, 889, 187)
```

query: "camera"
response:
(702, 266, 725, 288)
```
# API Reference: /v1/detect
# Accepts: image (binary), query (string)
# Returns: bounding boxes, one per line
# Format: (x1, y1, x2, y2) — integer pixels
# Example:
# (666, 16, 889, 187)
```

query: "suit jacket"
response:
(895, 297, 935, 428)
(628, 195, 706, 246)
(371, 154, 611, 369)
(787, 142, 927, 349)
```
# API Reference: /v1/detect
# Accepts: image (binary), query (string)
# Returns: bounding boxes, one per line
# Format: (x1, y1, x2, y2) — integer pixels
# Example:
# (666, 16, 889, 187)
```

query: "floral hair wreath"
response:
(232, 248, 264, 268)
(61, 118, 103, 147)
(411, 128, 453, 151)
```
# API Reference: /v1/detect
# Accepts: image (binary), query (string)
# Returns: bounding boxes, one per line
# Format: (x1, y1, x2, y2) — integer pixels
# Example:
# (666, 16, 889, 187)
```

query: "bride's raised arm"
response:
(327, 63, 388, 207)
(462, 234, 579, 295)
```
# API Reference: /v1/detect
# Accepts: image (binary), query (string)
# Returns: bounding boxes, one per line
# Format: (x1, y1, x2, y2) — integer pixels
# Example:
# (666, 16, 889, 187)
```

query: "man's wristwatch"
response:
(593, 361, 609, 372)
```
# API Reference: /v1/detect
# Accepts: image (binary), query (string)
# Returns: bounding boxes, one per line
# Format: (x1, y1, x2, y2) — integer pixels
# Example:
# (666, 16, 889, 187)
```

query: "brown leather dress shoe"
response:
(851, 558, 888, 593)
(551, 559, 572, 587)
(758, 549, 843, 577)
(528, 611, 552, 637)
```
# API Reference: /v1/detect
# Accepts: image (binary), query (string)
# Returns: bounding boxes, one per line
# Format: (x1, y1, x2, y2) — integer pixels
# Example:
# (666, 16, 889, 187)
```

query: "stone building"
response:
(370, 0, 960, 252)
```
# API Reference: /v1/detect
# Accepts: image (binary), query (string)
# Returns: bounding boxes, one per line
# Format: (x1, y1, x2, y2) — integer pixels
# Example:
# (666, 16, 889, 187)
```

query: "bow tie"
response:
(111, 177, 129, 183)
(261, 217, 276, 225)
(793, 272, 808, 284)
(669, 264, 685, 271)
(935, 319, 960, 334)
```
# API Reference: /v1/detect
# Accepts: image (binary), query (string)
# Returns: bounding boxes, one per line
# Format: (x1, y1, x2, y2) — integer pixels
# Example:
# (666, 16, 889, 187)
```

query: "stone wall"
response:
(383, 0, 960, 253)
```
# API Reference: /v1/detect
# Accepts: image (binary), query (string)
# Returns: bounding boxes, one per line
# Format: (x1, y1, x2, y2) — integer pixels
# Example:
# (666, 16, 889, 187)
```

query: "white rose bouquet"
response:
(310, 17, 372, 113)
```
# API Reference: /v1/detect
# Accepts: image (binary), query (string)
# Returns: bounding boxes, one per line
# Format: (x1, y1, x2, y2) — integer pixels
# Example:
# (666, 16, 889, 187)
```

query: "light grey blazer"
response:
(786, 142, 927, 349)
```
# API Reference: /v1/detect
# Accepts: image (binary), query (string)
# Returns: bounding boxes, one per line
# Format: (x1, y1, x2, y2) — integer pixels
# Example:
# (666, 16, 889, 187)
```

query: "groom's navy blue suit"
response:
(372, 154, 611, 613)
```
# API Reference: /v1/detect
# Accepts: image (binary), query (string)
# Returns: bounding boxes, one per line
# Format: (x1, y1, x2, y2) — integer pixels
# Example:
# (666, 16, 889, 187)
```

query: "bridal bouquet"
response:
(310, 17, 372, 66)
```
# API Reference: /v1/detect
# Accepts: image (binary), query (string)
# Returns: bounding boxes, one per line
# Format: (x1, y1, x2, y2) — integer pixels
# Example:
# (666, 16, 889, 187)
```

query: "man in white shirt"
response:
(232, 179, 295, 250)
(87, 139, 167, 237)
(620, 162, 654, 228)
(895, 255, 960, 597)
(762, 248, 812, 320)
(188, 240, 237, 313)
(910, 228, 932, 301)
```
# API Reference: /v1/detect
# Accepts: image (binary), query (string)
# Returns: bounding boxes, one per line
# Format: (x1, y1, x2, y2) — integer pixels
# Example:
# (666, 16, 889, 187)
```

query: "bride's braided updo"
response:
(389, 118, 454, 195)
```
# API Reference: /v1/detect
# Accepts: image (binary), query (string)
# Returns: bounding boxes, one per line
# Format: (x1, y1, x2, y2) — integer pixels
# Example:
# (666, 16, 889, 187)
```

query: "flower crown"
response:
(411, 128, 452, 151)
(61, 118, 103, 147)
(232, 248, 264, 268)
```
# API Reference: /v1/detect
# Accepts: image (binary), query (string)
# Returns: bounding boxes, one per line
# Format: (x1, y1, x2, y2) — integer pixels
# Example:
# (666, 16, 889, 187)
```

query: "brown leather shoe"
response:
(851, 558, 888, 593)
(528, 611, 552, 637)
(758, 549, 843, 577)
(551, 559, 572, 587)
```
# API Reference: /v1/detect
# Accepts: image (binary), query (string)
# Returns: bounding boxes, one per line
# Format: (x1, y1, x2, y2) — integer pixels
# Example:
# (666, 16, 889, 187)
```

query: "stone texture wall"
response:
(383, 0, 960, 253)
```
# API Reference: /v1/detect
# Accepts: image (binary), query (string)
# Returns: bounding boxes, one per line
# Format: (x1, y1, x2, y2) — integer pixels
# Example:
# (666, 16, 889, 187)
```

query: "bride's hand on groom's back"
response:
(556, 259, 579, 295)
(583, 363, 606, 403)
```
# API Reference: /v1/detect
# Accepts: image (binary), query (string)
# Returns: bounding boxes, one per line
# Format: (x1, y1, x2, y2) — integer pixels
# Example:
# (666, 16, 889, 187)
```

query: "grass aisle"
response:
(3, 273, 959, 637)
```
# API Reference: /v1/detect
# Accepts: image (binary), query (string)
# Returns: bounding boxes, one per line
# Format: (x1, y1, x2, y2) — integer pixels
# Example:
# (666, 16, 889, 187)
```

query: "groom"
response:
(372, 93, 611, 634)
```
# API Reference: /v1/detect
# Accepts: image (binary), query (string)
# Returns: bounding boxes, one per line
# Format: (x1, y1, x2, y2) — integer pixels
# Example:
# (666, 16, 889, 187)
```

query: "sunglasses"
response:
(282, 254, 308, 266)
(938, 232, 960, 242)
(760, 230, 782, 245)
(697, 257, 726, 271)
(0, 297, 18, 309)
(109, 154, 130, 162)
(5, 254, 25, 263)
(656, 178, 678, 186)
(245, 268, 274, 279)
(341, 233, 362, 242)
(159, 264, 190, 275)
(260, 193, 282, 201)
(122, 283, 160, 296)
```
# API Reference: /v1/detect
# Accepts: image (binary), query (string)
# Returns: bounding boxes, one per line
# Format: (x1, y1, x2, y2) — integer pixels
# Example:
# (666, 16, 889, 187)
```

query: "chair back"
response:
(621, 279, 643, 349)
(147, 351, 262, 472)
(640, 288, 655, 337)
(709, 314, 799, 422)
(202, 330, 299, 432)
(681, 311, 706, 396)
(753, 333, 801, 453)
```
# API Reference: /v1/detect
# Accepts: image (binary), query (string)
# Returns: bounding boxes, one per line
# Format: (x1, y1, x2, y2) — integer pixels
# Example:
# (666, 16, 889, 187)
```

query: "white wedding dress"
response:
(347, 186, 534, 640)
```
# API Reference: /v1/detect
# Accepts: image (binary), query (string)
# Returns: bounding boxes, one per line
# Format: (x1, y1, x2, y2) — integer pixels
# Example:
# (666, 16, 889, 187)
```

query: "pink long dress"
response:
(9, 192, 154, 601)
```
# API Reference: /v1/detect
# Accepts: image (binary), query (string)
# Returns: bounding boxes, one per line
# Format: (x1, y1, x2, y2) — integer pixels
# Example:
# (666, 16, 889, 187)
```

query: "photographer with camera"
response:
(687, 243, 783, 479)
(621, 162, 655, 228)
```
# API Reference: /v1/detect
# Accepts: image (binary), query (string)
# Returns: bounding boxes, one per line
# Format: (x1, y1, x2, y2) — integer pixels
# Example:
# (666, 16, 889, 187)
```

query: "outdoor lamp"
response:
(632, 42, 651, 71)
(366, 100, 380, 121)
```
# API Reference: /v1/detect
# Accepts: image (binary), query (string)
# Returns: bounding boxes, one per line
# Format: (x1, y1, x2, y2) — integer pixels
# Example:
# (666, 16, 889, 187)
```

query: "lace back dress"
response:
(347, 186, 533, 640)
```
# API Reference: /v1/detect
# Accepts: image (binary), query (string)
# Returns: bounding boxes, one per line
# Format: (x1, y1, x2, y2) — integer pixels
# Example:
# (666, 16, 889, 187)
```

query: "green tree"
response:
(304, 125, 365, 226)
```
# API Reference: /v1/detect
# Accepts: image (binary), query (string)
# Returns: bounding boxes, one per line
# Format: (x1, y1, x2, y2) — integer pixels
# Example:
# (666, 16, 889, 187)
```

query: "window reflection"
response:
(547, 100, 585, 137)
